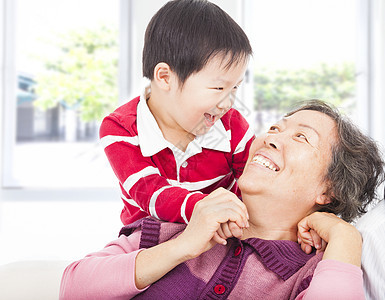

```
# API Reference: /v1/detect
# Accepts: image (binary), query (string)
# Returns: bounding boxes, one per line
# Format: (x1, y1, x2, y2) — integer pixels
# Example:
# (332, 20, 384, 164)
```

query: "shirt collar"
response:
(136, 86, 231, 157)
(122, 219, 319, 282)
(136, 87, 170, 157)
(242, 238, 318, 281)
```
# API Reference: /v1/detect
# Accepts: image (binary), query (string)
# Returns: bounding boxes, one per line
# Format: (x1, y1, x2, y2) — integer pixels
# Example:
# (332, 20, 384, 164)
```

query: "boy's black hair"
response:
(142, 0, 252, 84)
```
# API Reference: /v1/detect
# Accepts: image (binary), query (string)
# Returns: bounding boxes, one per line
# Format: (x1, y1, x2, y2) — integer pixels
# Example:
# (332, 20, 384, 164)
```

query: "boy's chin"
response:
(193, 127, 210, 136)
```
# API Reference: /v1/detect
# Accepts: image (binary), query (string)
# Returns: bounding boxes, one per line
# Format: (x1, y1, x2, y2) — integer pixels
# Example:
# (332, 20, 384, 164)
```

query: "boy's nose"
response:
(217, 92, 234, 111)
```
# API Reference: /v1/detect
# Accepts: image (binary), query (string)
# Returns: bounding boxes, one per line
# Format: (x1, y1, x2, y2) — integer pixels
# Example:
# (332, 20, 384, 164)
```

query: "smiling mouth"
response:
(252, 154, 280, 171)
(204, 113, 216, 126)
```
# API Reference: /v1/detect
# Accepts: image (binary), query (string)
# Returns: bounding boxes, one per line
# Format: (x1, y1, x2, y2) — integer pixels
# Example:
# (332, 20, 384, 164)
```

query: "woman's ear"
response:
(315, 193, 332, 205)
(153, 62, 173, 91)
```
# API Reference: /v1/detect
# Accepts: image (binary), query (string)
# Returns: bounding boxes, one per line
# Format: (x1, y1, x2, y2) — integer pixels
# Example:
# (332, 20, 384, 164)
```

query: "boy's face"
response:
(167, 55, 248, 137)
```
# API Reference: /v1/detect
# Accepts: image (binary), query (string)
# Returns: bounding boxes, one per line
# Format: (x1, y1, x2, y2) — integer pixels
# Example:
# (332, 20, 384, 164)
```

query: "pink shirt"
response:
(60, 232, 365, 300)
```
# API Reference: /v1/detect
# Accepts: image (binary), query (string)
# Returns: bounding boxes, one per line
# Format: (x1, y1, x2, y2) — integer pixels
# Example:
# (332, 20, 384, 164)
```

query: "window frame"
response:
(1, 0, 17, 187)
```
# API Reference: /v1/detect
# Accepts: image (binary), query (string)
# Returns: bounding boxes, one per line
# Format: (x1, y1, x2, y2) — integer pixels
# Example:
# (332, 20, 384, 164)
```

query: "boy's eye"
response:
(215, 87, 224, 90)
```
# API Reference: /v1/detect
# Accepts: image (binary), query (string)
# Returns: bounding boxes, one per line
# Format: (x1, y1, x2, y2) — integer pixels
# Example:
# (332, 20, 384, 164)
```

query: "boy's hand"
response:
(214, 221, 244, 244)
(177, 188, 249, 259)
(208, 189, 248, 244)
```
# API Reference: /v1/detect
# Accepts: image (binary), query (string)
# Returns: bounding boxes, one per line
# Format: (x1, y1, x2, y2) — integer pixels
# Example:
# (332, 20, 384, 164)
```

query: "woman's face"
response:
(238, 110, 338, 215)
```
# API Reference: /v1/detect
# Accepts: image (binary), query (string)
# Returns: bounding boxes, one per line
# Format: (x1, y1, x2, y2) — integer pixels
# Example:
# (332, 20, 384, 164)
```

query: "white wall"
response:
(120, 0, 251, 105)
(370, 0, 385, 144)
(119, 0, 255, 125)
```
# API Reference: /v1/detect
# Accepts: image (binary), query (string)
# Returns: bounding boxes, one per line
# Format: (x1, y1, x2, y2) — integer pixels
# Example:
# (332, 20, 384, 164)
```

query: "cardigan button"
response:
(234, 246, 242, 256)
(214, 284, 226, 295)
(181, 161, 188, 168)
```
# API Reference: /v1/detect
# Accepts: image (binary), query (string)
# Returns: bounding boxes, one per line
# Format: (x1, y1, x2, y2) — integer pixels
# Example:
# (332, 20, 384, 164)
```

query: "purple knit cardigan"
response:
(120, 218, 323, 300)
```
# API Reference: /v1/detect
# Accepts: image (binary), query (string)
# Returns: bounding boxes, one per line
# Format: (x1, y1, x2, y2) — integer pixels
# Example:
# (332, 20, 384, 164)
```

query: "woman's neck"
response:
(241, 222, 298, 242)
(240, 194, 300, 242)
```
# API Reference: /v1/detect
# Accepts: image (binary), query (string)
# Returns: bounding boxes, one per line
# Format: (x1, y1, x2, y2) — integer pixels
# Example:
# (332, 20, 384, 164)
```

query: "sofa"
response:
(0, 260, 69, 300)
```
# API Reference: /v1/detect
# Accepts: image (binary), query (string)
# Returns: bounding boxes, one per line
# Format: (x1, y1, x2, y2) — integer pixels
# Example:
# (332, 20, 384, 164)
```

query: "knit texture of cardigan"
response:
(119, 218, 323, 300)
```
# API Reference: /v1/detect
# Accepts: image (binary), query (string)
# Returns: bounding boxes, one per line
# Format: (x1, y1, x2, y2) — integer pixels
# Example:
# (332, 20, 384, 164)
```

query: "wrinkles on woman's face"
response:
(239, 110, 337, 207)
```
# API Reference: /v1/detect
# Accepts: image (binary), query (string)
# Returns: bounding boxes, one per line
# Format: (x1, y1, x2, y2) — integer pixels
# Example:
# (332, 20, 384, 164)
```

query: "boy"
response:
(100, 0, 254, 225)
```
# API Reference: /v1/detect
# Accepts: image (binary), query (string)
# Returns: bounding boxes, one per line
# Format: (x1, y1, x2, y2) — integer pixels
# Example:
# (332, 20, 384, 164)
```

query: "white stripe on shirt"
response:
(167, 174, 228, 191)
(100, 135, 139, 149)
(149, 186, 174, 219)
(226, 178, 236, 191)
(234, 127, 255, 155)
(181, 191, 203, 223)
(123, 166, 161, 194)
(121, 193, 144, 211)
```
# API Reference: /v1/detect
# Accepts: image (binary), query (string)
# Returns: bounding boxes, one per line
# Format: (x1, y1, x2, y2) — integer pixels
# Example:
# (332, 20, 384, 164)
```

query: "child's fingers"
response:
(316, 239, 327, 254)
(298, 227, 315, 254)
(216, 225, 226, 240)
(212, 232, 227, 245)
(303, 244, 313, 254)
(298, 231, 313, 246)
(214, 205, 248, 229)
(197, 198, 247, 229)
(310, 229, 322, 250)
(228, 221, 243, 239)
(209, 188, 249, 223)
(297, 218, 314, 246)
(220, 222, 232, 239)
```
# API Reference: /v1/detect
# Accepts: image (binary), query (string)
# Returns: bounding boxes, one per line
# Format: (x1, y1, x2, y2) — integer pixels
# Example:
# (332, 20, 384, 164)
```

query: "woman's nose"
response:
(264, 134, 280, 150)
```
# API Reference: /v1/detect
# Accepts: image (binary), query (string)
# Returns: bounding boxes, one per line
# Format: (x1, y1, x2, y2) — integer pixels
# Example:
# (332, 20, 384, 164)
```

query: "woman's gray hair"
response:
(286, 100, 385, 222)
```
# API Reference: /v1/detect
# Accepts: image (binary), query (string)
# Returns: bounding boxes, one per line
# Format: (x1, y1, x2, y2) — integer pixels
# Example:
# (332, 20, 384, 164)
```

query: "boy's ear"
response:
(153, 62, 173, 91)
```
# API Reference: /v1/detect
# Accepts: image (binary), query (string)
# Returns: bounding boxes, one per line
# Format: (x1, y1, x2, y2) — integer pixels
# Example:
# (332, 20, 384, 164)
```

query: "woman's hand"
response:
(176, 188, 249, 259)
(297, 212, 362, 266)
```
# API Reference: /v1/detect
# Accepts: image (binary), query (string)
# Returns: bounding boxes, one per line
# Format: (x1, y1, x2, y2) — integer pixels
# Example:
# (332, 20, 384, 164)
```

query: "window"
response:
(2, 0, 384, 189)
(245, 0, 361, 134)
(3, 0, 119, 187)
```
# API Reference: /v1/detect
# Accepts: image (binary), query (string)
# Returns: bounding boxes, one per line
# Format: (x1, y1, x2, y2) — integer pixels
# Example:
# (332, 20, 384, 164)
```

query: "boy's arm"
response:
(100, 115, 206, 223)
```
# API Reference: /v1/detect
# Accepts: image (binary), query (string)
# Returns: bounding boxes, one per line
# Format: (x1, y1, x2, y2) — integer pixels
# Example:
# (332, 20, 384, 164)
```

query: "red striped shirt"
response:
(100, 95, 254, 225)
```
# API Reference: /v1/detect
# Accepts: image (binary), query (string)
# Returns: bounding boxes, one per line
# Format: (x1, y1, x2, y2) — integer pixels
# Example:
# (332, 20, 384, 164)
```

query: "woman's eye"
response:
(215, 87, 224, 91)
(268, 126, 279, 132)
(296, 133, 308, 141)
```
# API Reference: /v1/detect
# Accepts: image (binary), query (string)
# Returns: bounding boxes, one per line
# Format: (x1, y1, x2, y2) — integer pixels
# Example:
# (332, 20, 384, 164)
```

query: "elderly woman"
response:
(60, 101, 384, 299)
